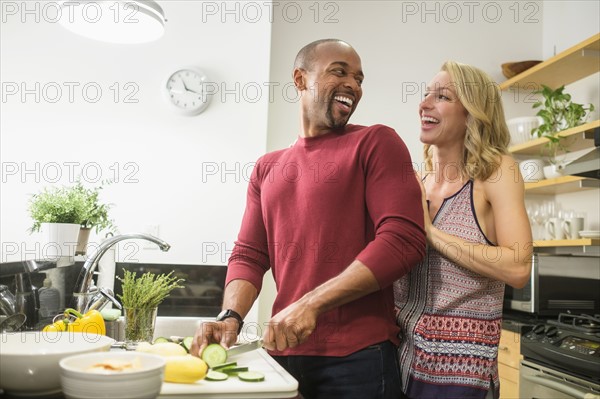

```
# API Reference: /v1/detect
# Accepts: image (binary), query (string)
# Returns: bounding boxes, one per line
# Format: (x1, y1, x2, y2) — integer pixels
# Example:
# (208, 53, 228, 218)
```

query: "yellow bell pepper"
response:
(42, 319, 68, 333)
(42, 308, 106, 336)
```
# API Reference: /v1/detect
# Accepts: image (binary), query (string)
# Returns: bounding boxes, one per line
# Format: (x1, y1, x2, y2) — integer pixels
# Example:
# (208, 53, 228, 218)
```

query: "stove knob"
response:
(532, 324, 546, 335)
(545, 326, 558, 337)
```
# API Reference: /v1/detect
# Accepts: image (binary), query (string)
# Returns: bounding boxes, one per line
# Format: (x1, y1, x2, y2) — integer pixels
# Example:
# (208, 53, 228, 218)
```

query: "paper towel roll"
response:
(97, 240, 116, 299)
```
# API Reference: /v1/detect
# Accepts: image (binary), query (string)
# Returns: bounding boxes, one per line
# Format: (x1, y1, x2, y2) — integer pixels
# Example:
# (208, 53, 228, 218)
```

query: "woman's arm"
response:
(424, 156, 533, 288)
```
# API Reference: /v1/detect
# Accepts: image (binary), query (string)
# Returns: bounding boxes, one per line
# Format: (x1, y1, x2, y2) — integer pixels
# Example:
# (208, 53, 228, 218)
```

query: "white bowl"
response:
(507, 117, 541, 145)
(0, 332, 114, 396)
(519, 159, 546, 182)
(60, 352, 165, 399)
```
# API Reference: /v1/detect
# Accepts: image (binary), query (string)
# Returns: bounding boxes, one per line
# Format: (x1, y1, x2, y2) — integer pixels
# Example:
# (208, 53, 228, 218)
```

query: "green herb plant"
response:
(117, 270, 185, 342)
(28, 180, 116, 233)
(75, 181, 115, 234)
(531, 84, 595, 165)
(28, 185, 87, 232)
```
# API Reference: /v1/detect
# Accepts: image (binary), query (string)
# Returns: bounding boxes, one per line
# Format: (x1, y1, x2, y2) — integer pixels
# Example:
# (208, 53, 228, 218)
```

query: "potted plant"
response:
(28, 181, 116, 260)
(531, 85, 595, 176)
(73, 181, 116, 254)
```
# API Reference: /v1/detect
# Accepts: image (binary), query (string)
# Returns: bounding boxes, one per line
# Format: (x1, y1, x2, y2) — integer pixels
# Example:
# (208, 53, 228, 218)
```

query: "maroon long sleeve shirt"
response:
(227, 124, 426, 356)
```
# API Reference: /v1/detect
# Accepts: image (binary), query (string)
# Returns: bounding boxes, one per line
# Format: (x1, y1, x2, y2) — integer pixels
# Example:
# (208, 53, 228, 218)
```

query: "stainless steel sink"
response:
(153, 316, 208, 338)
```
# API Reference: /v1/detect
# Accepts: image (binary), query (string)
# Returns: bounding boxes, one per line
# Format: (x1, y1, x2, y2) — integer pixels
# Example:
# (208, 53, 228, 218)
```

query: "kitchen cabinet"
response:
(498, 328, 521, 399)
(502, 33, 600, 249)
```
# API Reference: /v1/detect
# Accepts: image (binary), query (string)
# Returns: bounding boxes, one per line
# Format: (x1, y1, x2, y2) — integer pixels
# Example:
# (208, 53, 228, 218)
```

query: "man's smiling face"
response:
(298, 42, 364, 132)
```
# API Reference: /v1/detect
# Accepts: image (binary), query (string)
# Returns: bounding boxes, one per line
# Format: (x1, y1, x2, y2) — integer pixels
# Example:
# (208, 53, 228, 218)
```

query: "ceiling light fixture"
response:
(59, 0, 165, 44)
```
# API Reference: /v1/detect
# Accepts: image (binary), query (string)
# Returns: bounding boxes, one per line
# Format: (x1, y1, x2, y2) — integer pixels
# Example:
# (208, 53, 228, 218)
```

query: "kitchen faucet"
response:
(72, 233, 171, 313)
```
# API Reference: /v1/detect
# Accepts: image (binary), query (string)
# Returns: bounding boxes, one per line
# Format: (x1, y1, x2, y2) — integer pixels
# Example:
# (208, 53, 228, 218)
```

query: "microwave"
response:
(504, 254, 600, 315)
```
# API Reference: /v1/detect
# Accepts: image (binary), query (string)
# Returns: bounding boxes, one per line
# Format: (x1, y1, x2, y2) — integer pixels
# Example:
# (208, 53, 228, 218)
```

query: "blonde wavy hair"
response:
(423, 61, 511, 181)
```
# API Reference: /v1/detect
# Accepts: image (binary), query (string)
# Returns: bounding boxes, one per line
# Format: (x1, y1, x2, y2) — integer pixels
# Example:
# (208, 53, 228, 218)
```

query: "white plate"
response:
(579, 230, 600, 239)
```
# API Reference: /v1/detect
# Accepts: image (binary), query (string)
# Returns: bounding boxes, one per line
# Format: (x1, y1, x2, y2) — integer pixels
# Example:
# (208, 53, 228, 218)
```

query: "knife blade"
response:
(227, 338, 264, 357)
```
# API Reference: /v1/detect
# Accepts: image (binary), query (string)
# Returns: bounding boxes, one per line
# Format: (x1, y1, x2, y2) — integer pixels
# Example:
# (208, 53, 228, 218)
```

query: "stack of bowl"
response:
(507, 116, 541, 146)
(59, 352, 165, 399)
(0, 331, 114, 397)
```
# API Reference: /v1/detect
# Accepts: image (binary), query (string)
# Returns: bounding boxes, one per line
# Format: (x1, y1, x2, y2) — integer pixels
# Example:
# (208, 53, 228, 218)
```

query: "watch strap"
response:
(216, 309, 244, 334)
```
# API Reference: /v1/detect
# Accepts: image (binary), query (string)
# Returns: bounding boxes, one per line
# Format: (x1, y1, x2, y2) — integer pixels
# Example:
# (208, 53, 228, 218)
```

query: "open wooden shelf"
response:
(509, 120, 600, 156)
(500, 33, 600, 91)
(524, 175, 600, 194)
(534, 238, 599, 247)
(504, 34, 600, 250)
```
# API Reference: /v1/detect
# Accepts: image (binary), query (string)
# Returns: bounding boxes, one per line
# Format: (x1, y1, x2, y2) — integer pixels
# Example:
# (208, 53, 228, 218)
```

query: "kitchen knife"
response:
(227, 338, 264, 357)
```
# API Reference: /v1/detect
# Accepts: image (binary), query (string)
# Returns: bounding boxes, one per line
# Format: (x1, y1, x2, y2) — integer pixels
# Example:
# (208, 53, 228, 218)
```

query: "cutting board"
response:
(158, 348, 298, 398)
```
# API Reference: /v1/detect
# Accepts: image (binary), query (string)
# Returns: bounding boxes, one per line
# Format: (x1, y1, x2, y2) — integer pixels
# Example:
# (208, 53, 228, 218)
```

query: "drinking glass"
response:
(124, 307, 158, 346)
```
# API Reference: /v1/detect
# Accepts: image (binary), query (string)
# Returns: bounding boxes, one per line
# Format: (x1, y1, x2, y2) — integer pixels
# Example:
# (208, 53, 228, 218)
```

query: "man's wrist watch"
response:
(216, 309, 244, 334)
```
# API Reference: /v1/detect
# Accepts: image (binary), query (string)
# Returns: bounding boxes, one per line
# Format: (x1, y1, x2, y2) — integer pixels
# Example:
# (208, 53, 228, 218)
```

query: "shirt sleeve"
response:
(225, 157, 270, 293)
(355, 125, 426, 287)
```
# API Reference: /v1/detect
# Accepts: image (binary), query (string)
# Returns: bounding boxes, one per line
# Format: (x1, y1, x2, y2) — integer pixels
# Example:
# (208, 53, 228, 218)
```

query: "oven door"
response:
(519, 360, 600, 399)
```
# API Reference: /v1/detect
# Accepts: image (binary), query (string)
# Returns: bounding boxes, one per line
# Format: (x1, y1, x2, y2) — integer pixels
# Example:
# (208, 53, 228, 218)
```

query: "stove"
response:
(548, 313, 600, 334)
(521, 313, 600, 384)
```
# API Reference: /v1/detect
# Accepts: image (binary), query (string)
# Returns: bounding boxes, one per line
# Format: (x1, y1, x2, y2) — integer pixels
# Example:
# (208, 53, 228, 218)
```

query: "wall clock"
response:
(165, 67, 211, 115)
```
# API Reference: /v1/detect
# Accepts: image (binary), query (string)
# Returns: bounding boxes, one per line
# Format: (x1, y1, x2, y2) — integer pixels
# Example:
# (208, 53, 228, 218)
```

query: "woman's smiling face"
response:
(419, 70, 469, 147)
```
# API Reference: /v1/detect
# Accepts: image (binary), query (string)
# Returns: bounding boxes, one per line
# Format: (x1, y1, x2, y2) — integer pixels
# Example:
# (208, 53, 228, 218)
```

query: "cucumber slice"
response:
(201, 343, 228, 368)
(205, 370, 229, 381)
(238, 371, 265, 382)
(222, 366, 249, 376)
(181, 336, 194, 353)
(153, 336, 171, 344)
(212, 361, 237, 371)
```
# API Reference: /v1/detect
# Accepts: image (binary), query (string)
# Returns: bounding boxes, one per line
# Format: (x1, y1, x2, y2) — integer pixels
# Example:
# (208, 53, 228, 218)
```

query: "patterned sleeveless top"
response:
(394, 180, 505, 399)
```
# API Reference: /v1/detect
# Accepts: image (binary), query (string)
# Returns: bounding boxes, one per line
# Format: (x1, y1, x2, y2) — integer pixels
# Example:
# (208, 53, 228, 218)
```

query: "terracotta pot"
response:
(76, 227, 91, 255)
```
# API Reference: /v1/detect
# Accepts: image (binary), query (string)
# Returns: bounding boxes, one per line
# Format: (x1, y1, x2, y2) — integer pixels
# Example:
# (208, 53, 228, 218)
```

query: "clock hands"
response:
(184, 87, 203, 95)
(170, 81, 203, 97)
(171, 79, 202, 96)
(181, 79, 189, 92)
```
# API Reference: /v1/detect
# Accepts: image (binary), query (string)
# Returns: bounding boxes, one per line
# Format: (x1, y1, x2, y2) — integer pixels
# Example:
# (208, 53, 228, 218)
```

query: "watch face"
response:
(216, 309, 228, 320)
(166, 68, 210, 115)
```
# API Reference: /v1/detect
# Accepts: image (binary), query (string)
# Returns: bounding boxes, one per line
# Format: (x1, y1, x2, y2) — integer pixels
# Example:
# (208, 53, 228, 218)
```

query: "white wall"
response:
(267, 0, 543, 154)
(542, 0, 599, 58)
(1, 1, 272, 271)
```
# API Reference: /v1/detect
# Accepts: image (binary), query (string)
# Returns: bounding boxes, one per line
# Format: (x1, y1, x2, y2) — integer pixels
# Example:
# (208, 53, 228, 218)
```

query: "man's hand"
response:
(190, 319, 240, 357)
(190, 279, 258, 357)
(262, 299, 318, 352)
(261, 260, 380, 352)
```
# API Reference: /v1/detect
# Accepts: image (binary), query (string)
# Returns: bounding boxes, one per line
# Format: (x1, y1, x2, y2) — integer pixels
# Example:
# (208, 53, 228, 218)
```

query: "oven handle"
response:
(522, 374, 600, 399)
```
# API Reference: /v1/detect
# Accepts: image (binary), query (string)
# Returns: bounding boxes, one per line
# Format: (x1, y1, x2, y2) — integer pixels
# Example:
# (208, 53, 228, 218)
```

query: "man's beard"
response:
(325, 100, 351, 129)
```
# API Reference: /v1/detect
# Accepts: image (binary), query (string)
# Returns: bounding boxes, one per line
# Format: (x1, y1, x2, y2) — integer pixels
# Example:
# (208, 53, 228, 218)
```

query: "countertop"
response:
(0, 347, 298, 399)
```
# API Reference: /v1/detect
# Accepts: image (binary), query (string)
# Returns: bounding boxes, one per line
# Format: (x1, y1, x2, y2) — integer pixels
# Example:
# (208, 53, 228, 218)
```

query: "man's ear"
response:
(293, 68, 306, 90)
